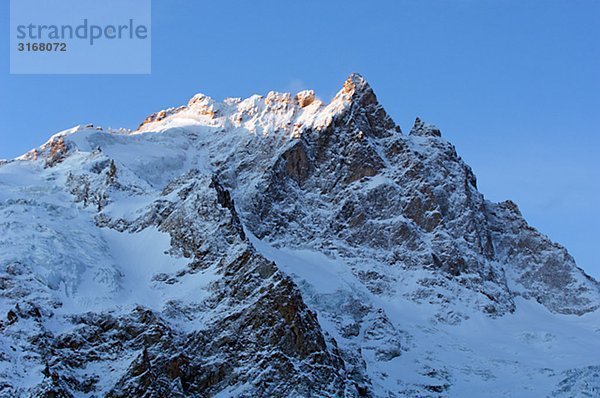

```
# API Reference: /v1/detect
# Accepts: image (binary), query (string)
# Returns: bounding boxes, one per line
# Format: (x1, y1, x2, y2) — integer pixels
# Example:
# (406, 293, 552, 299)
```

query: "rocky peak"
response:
(409, 117, 442, 137)
(2, 75, 598, 398)
(321, 73, 399, 139)
(329, 73, 383, 112)
(295, 90, 316, 108)
(339, 73, 372, 99)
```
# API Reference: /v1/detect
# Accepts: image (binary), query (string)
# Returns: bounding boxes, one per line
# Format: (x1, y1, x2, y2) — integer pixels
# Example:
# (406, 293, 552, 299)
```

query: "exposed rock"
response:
(409, 117, 442, 137)
(0, 73, 597, 398)
(296, 90, 316, 107)
(42, 136, 71, 167)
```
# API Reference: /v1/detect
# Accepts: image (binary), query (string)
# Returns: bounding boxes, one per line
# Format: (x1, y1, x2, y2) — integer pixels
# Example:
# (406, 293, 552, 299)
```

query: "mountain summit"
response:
(0, 74, 598, 397)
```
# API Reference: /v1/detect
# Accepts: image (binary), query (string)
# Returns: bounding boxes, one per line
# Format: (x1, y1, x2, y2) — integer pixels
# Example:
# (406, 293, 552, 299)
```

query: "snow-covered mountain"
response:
(1, 74, 598, 397)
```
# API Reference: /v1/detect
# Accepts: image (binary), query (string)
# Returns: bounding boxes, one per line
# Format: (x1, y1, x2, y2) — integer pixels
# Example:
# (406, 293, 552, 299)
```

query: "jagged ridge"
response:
(0, 74, 598, 397)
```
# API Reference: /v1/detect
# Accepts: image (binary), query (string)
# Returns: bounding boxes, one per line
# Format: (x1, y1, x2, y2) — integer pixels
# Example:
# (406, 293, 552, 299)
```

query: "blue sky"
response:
(1, 0, 598, 278)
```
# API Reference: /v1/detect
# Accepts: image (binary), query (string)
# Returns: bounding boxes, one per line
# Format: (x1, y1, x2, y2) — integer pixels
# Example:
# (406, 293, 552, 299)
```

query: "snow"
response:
(249, 232, 352, 295)
(249, 233, 600, 397)
(1, 74, 598, 396)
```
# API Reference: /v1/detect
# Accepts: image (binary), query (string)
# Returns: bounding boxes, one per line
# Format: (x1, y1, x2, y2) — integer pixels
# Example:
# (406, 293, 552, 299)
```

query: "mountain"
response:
(0, 74, 598, 397)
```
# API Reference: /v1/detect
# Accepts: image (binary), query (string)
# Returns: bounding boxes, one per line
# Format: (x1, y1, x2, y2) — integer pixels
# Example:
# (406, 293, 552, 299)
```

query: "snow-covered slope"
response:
(0, 74, 598, 397)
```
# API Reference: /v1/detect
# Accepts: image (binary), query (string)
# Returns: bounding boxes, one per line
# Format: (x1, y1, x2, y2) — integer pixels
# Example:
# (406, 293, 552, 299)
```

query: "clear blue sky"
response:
(1, 1, 598, 278)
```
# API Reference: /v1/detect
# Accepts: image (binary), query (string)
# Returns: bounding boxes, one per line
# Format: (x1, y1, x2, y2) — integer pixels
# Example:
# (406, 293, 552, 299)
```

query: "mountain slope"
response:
(0, 74, 598, 397)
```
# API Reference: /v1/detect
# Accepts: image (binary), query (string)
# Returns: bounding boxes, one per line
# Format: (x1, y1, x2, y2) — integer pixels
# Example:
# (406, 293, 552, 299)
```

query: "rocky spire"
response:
(409, 117, 441, 137)
(334, 73, 378, 107)
(325, 73, 400, 138)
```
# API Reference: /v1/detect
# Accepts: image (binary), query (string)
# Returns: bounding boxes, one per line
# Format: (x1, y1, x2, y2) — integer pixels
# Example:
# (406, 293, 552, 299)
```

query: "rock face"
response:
(0, 74, 598, 397)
